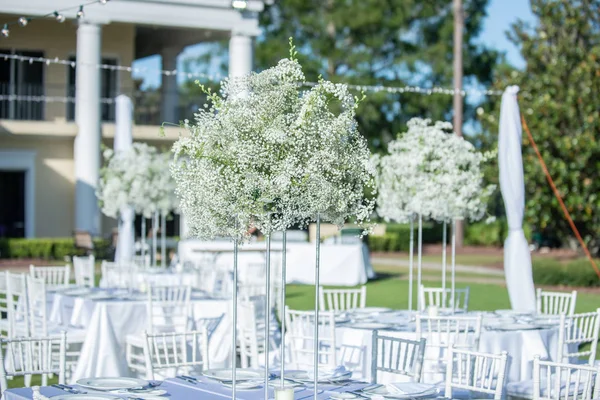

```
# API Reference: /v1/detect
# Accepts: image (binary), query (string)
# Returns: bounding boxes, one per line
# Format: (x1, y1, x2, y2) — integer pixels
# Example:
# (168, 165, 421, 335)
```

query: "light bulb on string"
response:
(18, 17, 29, 27)
(54, 11, 66, 23)
(232, 0, 247, 9)
(1, 24, 9, 38)
(76, 6, 85, 19)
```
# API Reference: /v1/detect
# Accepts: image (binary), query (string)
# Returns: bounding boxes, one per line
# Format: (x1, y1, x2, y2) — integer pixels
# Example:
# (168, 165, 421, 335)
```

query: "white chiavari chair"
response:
(0, 272, 10, 337)
(444, 345, 508, 400)
(415, 314, 482, 384)
(557, 309, 600, 365)
(319, 286, 367, 311)
(371, 330, 426, 383)
(285, 307, 337, 370)
(73, 255, 95, 288)
(418, 285, 470, 313)
(26, 276, 85, 378)
(4, 272, 29, 338)
(29, 265, 70, 288)
(532, 355, 600, 400)
(237, 297, 279, 368)
(126, 285, 192, 375)
(0, 332, 67, 395)
(143, 329, 209, 380)
(101, 261, 138, 289)
(132, 254, 151, 268)
(536, 289, 577, 316)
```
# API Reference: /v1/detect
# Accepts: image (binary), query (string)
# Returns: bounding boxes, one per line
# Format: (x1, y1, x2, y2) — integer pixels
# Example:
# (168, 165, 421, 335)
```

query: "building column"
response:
(229, 33, 254, 77)
(74, 21, 102, 236)
(160, 47, 180, 124)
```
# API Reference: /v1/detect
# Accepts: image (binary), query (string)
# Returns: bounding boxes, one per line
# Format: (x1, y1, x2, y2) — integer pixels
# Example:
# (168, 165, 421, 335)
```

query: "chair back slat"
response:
(557, 309, 600, 365)
(73, 256, 95, 288)
(143, 329, 209, 380)
(0, 332, 67, 395)
(29, 265, 70, 288)
(445, 345, 508, 400)
(319, 286, 367, 312)
(285, 307, 337, 369)
(419, 285, 470, 313)
(146, 285, 192, 333)
(101, 261, 139, 289)
(370, 330, 426, 383)
(532, 355, 600, 400)
(26, 276, 48, 337)
(536, 288, 577, 316)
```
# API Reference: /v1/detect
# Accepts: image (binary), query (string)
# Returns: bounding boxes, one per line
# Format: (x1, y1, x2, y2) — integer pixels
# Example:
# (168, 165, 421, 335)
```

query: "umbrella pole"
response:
(408, 217, 414, 311)
(264, 232, 271, 400)
(313, 214, 321, 400)
(442, 220, 447, 307)
(280, 230, 287, 386)
(417, 214, 423, 311)
(232, 237, 239, 399)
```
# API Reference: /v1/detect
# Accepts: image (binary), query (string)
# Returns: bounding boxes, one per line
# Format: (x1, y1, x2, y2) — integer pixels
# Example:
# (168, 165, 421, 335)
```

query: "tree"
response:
(254, 0, 499, 150)
(480, 0, 600, 253)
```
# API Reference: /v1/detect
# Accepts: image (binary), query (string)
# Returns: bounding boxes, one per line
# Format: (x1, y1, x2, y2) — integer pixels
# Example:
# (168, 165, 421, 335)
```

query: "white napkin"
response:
(307, 365, 350, 380)
(386, 382, 433, 395)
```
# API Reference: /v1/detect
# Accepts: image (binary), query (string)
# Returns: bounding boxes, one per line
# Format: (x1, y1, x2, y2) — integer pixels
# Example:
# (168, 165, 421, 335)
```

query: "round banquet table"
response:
(47, 288, 232, 383)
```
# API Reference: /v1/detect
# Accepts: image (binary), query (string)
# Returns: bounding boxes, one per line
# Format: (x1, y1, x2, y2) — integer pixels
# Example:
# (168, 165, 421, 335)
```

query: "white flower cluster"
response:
(97, 143, 177, 219)
(172, 55, 375, 240)
(374, 118, 495, 223)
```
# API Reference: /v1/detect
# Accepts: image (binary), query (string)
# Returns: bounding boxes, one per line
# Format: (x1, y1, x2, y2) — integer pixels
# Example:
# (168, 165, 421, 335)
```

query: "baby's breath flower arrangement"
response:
(97, 143, 177, 219)
(375, 118, 495, 223)
(171, 41, 375, 240)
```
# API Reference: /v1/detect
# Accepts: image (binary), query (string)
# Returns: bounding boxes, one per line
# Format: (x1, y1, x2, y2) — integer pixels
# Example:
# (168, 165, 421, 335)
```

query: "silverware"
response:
(51, 384, 86, 394)
(176, 375, 197, 384)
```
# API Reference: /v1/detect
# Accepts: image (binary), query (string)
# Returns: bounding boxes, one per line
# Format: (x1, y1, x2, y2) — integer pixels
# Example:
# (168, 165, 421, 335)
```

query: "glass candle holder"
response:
(427, 305, 439, 317)
(274, 386, 295, 400)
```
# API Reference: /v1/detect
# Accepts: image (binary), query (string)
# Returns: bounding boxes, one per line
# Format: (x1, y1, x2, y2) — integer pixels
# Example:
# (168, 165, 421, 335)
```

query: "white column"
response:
(160, 47, 180, 124)
(229, 33, 254, 77)
(74, 21, 102, 236)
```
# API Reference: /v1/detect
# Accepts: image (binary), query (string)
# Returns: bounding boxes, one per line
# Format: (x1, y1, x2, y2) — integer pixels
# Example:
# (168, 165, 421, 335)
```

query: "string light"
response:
(1, 0, 108, 38)
(54, 12, 66, 23)
(0, 52, 505, 98)
(0, 94, 114, 104)
(231, 0, 248, 9)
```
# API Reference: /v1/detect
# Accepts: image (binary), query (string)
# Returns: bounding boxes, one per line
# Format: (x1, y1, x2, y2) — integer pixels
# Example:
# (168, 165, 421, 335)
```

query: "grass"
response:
(378, 253, 504, 267)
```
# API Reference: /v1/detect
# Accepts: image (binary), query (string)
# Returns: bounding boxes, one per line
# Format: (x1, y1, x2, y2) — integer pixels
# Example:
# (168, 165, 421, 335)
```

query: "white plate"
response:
(63, 288, 92, 296)
(221, 380, 263, 390)
(330, 393, 358, 399)
(86, 293, 114, 300)
(362, 383, 438, 399)
(203, 368, 265, 382)
(112, 389, 167, 398)
(267, 378, 303, 387)
(286, 370, 352, 383)
(488, 323, 541, 331)
(495, 309, 533, 317)
(50, 395, 120, 400)
(352, 323, 391, 330)
(76, 377, 148, 391)
(351, 307, 391, 314)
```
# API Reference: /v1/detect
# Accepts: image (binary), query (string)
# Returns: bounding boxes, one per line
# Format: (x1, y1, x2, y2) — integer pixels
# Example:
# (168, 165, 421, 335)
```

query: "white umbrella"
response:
(113, 95, 135, 264)
(498, 86, 536, 312)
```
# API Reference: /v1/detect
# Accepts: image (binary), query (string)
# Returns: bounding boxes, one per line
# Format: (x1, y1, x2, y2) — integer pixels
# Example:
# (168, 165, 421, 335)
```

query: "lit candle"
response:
(274, 386, 295, 400)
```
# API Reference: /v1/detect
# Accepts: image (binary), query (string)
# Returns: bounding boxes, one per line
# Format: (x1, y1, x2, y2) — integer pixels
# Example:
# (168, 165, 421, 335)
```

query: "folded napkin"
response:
(307, 365, 351, 380)
(386, 382, 434, 395)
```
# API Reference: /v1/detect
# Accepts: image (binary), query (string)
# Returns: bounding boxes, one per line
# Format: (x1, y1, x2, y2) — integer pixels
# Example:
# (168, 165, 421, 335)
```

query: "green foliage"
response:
(0, 238, 111, 260)
(464, 218, 532, 246)
(480, 0, 600, 254)
(251, 0, 499, 151)
(532, 258, 600, 287)
(367, 222, 443, 252)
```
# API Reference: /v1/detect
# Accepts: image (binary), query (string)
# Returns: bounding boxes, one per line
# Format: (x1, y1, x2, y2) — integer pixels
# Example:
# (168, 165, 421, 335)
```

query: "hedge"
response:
(367, 222, 442, 252)
(0, 238, 112, 260)
(532, 258, 600, 287)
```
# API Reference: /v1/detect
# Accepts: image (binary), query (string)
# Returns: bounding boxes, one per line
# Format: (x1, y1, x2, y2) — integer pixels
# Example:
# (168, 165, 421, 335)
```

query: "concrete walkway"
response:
(372, 256, 505, 276)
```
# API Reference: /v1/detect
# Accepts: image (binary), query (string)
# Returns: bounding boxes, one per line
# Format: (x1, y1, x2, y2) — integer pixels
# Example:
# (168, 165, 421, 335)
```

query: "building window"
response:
(0, 50, 45, 121)
(0, 171, 26, 238)
(67, 57, 118, 122)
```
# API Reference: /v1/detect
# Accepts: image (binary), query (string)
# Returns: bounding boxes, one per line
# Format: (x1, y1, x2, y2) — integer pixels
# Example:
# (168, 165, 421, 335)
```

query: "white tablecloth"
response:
(98, 270, 198, 289)
(178, 239, 374, 286)
(47, 291, 232, 383)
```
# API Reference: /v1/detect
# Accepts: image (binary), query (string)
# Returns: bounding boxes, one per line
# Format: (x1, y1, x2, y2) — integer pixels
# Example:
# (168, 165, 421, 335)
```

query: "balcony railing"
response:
(0, 82, 44, 121)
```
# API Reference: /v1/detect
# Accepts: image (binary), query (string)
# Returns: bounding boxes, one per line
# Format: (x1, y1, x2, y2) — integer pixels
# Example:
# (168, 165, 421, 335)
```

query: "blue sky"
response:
(132, 0, 535, 89)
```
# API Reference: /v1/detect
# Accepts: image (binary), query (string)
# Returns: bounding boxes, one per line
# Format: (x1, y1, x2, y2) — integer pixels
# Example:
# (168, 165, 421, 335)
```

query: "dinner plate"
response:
(221, 380, 263, 390)
(330, 393, 359, 399)
(362, 383, 438, 399)
(286, 370, 352, 383)
(63, 288, 92, 296)
(50, 395, 120, 400)
(351, 307, 391, 314)
(86, 293, 114, 300)
(488, 323, 540, 331)
(352, 322, 391, 330)
(203, 368, 266, 382)
(495, 309, 533, 317)
(267, 378, 303, 387)
(76, 377, 148, 391)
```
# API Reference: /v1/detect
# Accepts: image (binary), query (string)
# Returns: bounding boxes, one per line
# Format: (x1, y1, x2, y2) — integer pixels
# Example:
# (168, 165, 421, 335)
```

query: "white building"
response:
(0, 0, 261, 239)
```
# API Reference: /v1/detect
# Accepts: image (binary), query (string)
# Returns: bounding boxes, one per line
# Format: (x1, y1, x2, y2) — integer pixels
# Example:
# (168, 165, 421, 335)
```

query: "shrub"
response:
(532, 258, 565, 285)
(532, 258, 600, 287)
(563, 260, 600, 287)
(367, 235, 389, 252)
(0, 237, 113, 260)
